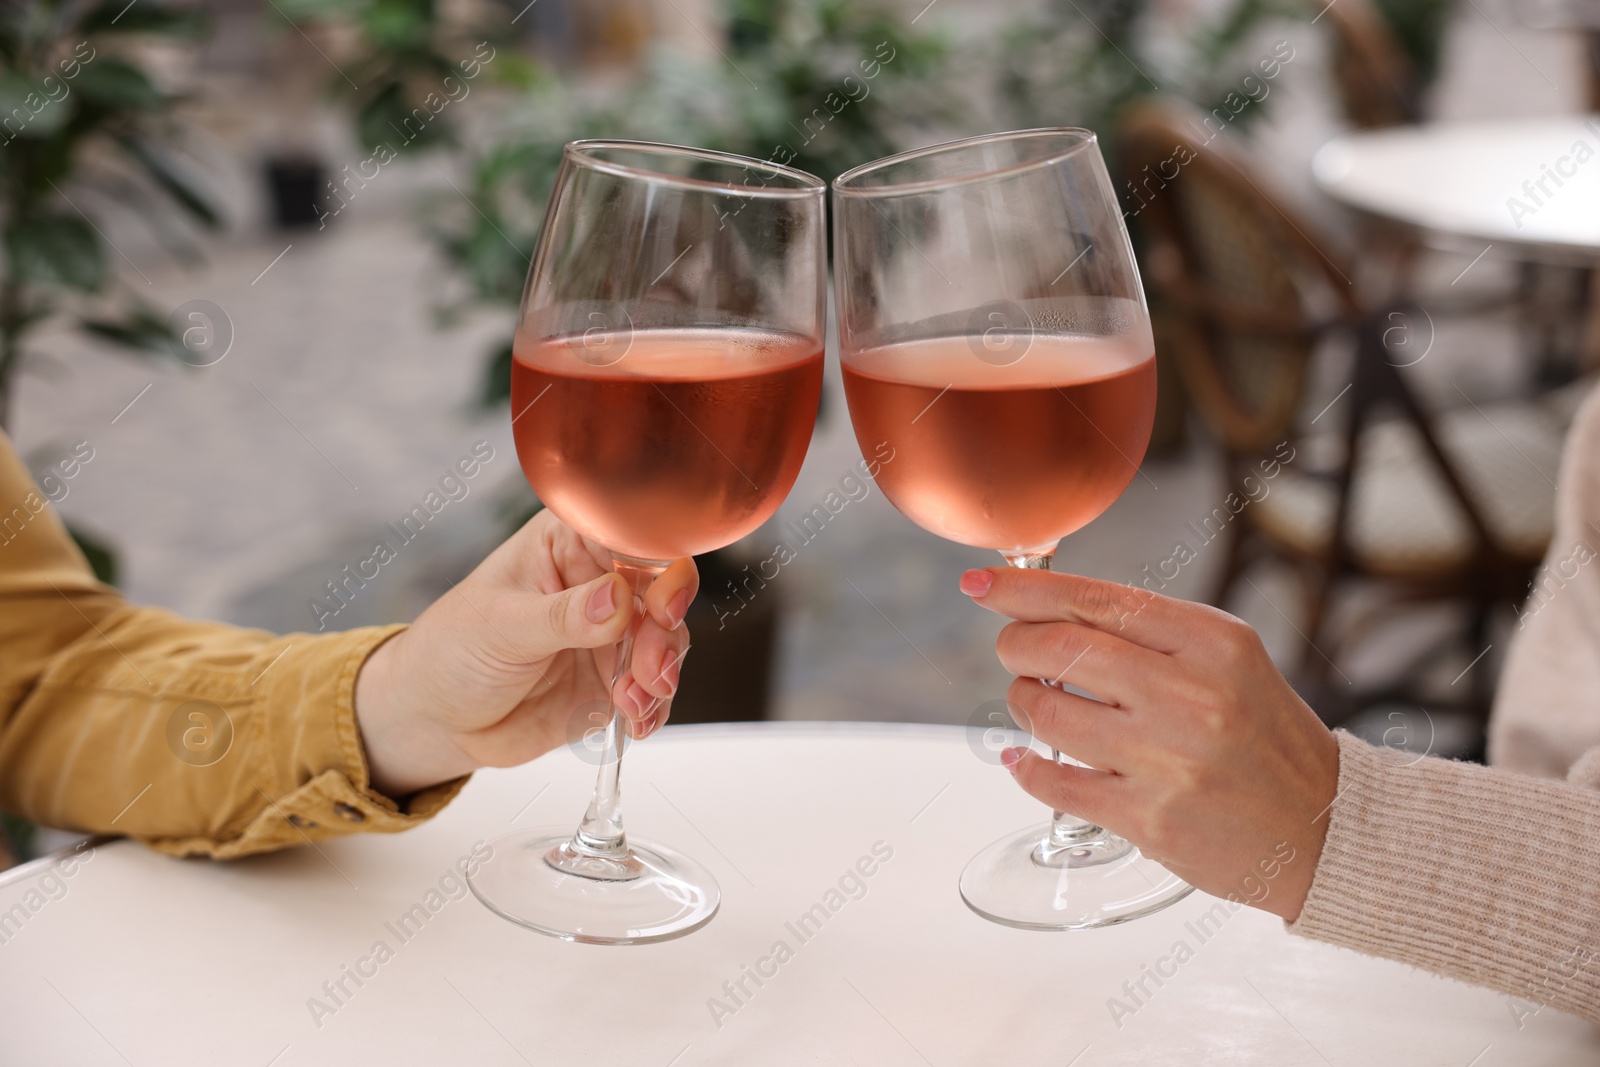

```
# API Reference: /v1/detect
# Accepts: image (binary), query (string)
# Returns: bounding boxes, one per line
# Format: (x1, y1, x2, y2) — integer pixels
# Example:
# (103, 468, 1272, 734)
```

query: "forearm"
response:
(1289, 732, 1600, 1022)
(0, 604, 465, 857)
(0, 432, 464, 856)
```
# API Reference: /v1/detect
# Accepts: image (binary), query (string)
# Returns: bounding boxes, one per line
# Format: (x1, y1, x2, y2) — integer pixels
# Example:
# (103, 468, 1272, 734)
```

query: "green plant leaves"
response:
(6, 213, 106, 291)
(77, 2, 210, 39)
(73, 58, 165, 112)
(115, 134, 222, 228)
(361, 0, 438, 52)
(0, 74, 72, 139)
(356, 81, 447, 153)
(80, 305, 186, 360)
(480, 337, 512, 408)
(65, 521, 119, 585)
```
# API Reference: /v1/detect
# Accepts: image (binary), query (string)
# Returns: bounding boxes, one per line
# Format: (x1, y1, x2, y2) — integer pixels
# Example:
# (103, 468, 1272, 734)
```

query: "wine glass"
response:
(832, 129, 1193, 930)
(467, 140, 827, 944)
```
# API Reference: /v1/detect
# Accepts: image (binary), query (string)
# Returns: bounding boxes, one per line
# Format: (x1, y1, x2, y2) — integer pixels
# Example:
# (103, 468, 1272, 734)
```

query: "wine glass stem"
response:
(1001, 549, 1105, 849)
(572, 559, 662, 858)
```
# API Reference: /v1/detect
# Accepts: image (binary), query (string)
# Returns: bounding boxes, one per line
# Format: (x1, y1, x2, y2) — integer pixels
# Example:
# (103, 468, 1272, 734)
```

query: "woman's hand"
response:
(960, 566, 1340, 921)
(354, 509, 696, 797)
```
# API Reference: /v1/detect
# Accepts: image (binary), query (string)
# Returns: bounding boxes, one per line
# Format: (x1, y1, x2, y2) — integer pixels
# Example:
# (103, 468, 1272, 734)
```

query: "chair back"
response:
(1321, 0, 1421, 128)
(1119, 100, 1518, 573)
(1119, 102, 1354, 456)
(1318, 0, 1420, 127)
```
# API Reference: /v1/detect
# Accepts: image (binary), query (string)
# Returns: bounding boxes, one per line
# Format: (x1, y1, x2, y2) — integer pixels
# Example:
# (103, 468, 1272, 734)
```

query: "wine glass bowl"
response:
(833, 129, 1193, 930)
(469, 140, 827, 944)
(511, 141, 827, 563)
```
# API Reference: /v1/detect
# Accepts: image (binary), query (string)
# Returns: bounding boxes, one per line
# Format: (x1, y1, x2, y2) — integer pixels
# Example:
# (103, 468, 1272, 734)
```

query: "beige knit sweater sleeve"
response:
(1288, 386, 1600, 1022)
(1289, 733, 1600, 1020)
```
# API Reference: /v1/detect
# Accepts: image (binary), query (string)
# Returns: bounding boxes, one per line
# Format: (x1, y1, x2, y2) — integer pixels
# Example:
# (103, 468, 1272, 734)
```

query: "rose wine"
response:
(841, 333, 1156, 553)
(512, 327, 824, 561)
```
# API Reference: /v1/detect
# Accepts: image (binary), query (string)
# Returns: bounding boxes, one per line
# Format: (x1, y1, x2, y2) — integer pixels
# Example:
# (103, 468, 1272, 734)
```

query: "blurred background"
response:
(4, 0, 1597, 856)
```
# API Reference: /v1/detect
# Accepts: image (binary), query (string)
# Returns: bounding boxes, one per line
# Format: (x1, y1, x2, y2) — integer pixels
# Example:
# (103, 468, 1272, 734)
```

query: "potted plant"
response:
(0, 0, 220, 432)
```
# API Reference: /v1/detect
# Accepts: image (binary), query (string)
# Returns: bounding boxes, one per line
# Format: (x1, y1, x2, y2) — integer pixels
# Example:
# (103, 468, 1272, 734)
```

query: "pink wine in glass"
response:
(512, 326, 824, 561)
(841, 333, 1155, 553)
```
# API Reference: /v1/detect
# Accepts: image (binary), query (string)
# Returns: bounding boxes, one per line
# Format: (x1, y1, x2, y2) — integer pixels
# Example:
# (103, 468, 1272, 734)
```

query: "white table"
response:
(1, 723, 1595, 1065)
(1313, 116, 1600, 263)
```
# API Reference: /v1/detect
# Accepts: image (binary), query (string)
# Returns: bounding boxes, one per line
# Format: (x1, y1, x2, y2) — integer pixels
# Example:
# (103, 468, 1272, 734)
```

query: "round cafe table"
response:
(1, 722, 1595, 1065)
(1312, 116, 1600, 263)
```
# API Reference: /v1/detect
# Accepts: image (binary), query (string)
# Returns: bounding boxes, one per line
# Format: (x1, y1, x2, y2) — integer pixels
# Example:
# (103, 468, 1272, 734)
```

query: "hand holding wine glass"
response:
(468, 140, 827, 944)
(833, 128, 1192, 929)
(355, 509, 697, 799)
(959, 564, 1340, 921)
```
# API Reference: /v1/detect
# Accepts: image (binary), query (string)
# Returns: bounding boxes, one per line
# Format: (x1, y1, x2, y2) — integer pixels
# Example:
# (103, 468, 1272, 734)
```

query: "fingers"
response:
(961, 566, 1209, 654)
(630, 614, 689, 702)
(606, 559, 695, 738)
(496, 571, 634, 663)
(1006, 677, 1135, 774)
(611, 620, 684, 739)
(477, 507, 610, 591)
(610, 670, 665, 739)
(643, 557, 699, 631)
(995, 619, 1177, 709)
(1002, 748, 1125, 828)
(607, 557, 695, 738)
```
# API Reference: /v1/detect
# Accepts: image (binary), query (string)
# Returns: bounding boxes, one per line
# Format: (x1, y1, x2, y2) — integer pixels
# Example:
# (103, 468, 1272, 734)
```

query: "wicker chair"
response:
(1319, 0, 1421, 129)
(1319, 0, 1594, 384)
(1588, 31, 1600, 112)
(1120, 102, 1565, 731)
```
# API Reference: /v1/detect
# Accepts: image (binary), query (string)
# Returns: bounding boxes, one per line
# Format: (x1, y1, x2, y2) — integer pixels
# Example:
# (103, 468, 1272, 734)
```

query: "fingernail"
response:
(666, 588, 691, 629)
(658, 651, 681, 695)
(628, 682, 652, 719)
(1000, 747, 1025, 772)
(586, 579, 618, 623)
(643, 698, 667, 737)
(959, 569, 994, 597)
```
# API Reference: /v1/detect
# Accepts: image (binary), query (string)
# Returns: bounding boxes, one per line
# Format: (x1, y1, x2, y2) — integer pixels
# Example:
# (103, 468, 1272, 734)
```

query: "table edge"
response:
(1312, 121, 1600, 263)
(0, 721, 965, 887)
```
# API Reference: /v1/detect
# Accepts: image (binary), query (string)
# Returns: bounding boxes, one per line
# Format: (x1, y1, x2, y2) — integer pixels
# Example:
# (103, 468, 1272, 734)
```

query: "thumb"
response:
(513, 572, 632, 661)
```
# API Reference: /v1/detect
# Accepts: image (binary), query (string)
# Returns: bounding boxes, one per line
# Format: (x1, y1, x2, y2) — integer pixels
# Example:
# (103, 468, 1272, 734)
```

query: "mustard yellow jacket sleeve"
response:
(0, 432, 465, 857)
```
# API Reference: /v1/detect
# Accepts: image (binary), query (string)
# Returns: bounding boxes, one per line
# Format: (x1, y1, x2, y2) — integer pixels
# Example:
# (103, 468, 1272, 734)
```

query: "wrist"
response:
(354, 630, 476, 798)
(1272, 728, 1340, 922)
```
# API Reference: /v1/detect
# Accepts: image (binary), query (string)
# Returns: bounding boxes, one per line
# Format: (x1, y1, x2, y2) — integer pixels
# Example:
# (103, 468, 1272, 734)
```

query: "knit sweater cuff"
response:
(1288, 731, 1600, 1022)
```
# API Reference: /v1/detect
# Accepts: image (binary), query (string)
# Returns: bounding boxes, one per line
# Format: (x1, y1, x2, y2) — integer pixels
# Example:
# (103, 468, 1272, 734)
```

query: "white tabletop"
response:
(1313, 116, 1600, 260)
(1515, 0, 1600, 30)
(2, 722, 1595, 1065)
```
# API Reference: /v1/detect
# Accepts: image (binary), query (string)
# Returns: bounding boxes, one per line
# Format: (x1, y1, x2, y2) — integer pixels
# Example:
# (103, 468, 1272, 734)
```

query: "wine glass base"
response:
(469, 827, 720, 945)
(959, 822, 1194, 931)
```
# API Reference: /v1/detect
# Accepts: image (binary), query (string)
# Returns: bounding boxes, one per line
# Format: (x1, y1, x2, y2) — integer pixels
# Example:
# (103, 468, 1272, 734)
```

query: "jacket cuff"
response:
(146, 624, 468, 859)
